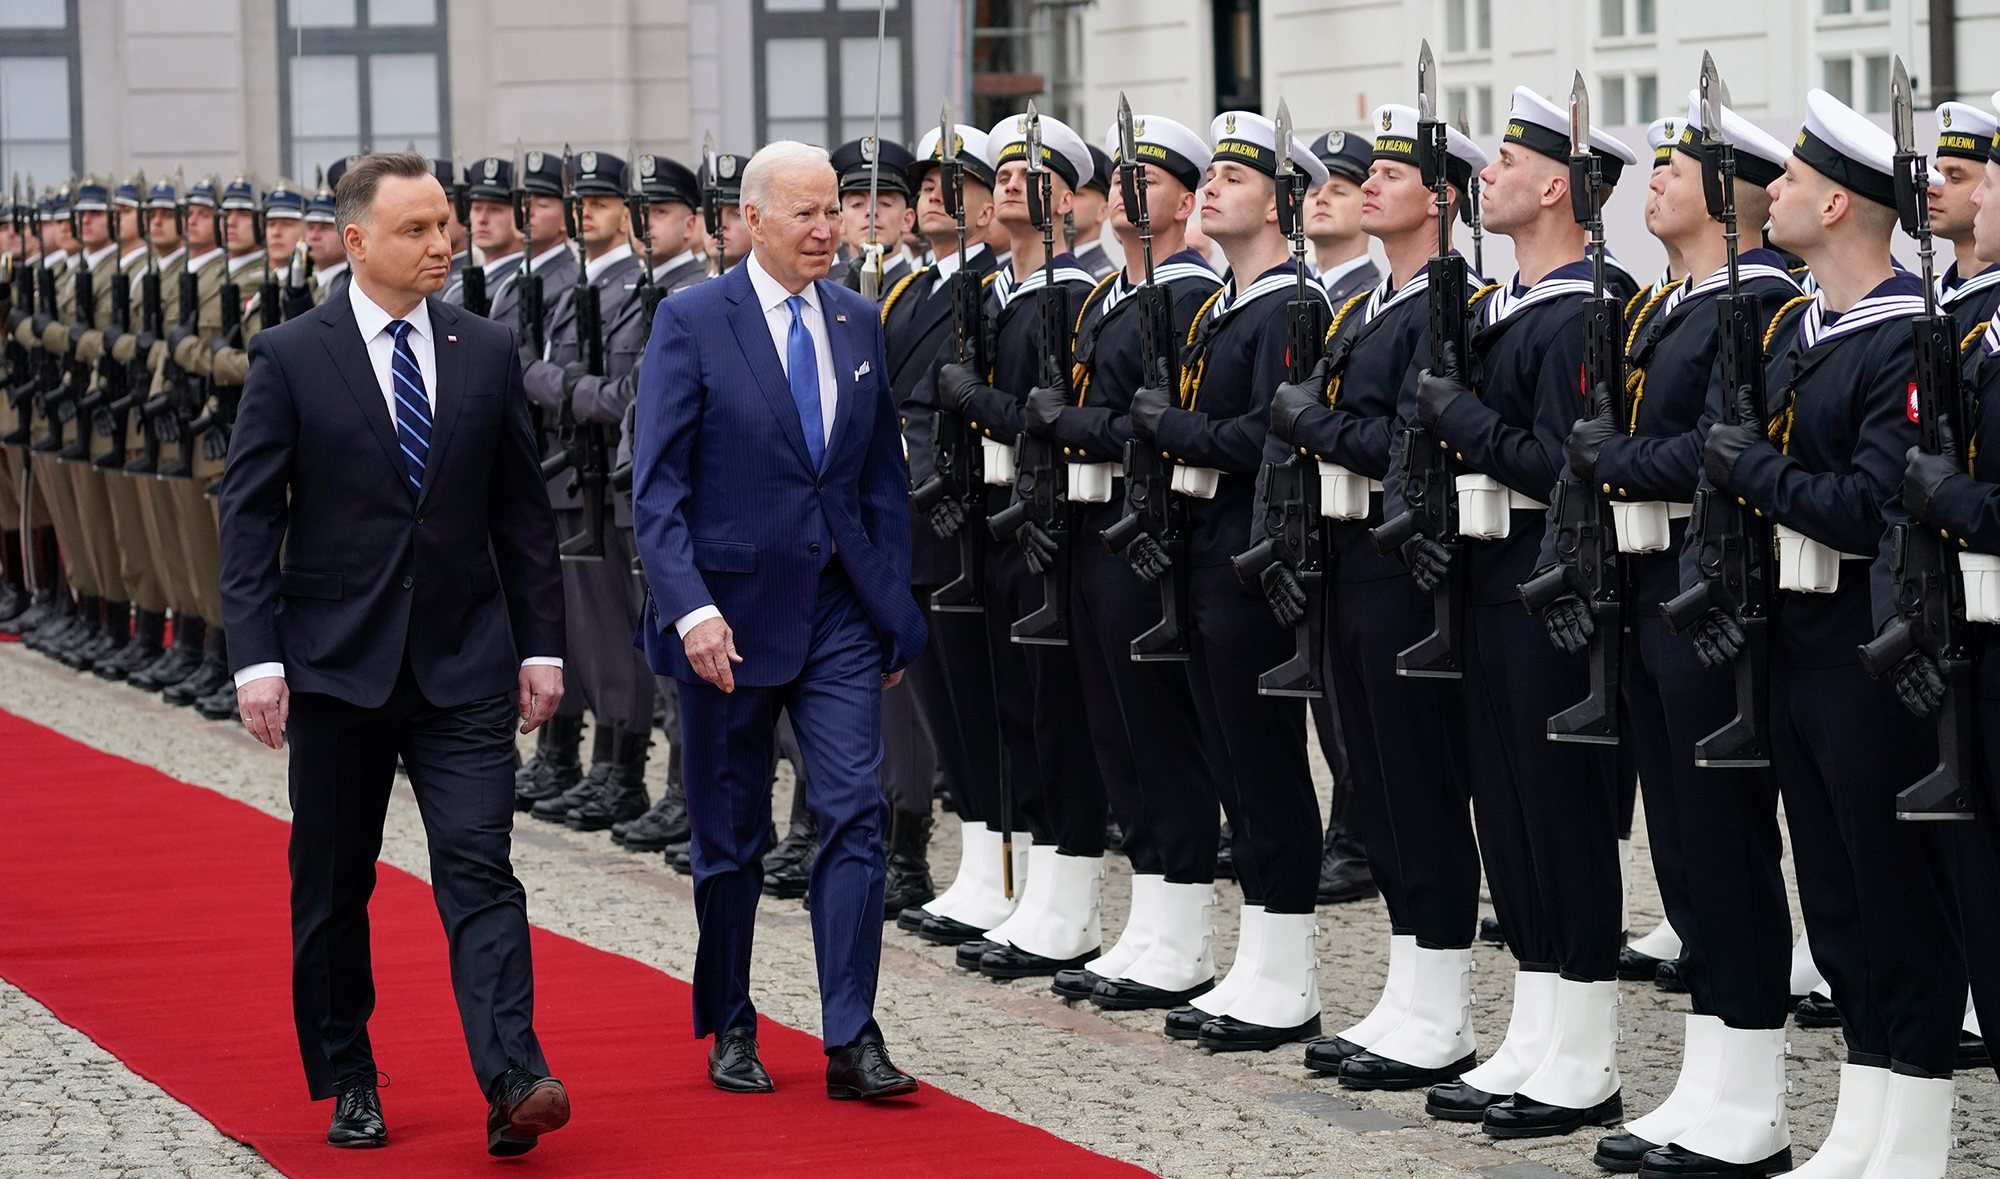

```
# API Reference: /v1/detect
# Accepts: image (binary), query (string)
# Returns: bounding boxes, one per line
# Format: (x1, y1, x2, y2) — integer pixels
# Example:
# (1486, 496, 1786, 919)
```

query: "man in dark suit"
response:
(218, 152, 572, 1157)
(632, 140, 929, 1100)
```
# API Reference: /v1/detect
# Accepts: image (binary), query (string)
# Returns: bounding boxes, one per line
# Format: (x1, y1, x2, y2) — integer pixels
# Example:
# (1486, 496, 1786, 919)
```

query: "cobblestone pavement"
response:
(2, 643, 1995, 1179)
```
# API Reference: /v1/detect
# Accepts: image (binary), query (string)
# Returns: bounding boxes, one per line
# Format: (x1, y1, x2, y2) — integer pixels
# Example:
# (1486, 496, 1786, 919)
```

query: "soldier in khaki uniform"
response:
(0, 190, 66, 639)
(0, 193, 33, 623)
(17, 185, 88, 650)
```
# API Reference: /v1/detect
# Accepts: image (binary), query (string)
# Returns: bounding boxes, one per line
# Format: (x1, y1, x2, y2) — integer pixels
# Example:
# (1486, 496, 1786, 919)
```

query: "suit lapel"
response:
(417, 298, 465, 507)
(819, 280, 860, 466)
(725, 267, 817, 473)
(317, 298, 411, 498)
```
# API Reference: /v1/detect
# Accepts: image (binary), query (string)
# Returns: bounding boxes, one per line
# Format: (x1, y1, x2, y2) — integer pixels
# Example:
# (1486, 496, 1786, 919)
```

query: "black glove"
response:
(1126, 532, 1171, 584)
(152, 406, 181, 443)
(1128, 385, 1173, 443)
(1891, 650, 1947, 719)
(1902, 445, 1961, 526)
(1400, 535, 1452, 595)
(937, 362, 989, 414)
(201, 427, 229, 462)
(1566, 398, 1619, 485)
(1024, 385, 1066, 441)
(1542, 592, 1595, 656)
(926, 497, 965, 539)
(1703, 422, 1763, 494)
(1687, 608, 1747, 669)
(1259, 562, 1307, 627)
(1269, 355, 1333, 445)
(1018, 520, 1059, 575)
(93, 407, 115, 436)
(1414, 369, 1468, 429)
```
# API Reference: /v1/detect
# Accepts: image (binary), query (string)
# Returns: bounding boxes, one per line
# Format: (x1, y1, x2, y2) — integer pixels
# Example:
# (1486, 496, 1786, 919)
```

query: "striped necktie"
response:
(389, 319, 431, 492)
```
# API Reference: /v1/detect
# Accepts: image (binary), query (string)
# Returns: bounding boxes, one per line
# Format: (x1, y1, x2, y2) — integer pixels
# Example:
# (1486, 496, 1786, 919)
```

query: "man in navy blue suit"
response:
(631, 140, 929, 1099)
(218, 153, 573, 1156)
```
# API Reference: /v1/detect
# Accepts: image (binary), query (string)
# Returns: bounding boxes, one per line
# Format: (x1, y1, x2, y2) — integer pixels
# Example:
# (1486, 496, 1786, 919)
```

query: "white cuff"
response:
(521, 657, 564, 669)
(233, 662, 285, 690)
(674, 605, 722, 638)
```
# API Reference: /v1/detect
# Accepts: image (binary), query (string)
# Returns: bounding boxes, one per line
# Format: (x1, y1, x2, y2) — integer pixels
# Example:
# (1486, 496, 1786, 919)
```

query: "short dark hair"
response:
(334, 151, 434, 235)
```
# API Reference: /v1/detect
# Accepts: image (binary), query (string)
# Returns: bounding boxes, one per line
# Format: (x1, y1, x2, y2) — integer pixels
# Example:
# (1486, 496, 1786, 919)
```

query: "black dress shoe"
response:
(763, 845, 817, 898)
(1163, 1006, 1211, 1040)
(1792, 993, 1840, 1028)
(1090, 975, 1215, 1010)
(1482, 1091, 1623, 1138)
(980, 944, 1097, 979)
(1316, 825, 1379, 905)
(1051, 968, 1104, 1000)
(1654, 958, 1688, 993)
(1215, 824, 1236, 881)
(955, 939, 1000, 971)
(896, 906, 931, 933)
(708, 1029, 775, 1093)
(326, 1078, 386, 1148)
(1425, 1079, 1510, 1122)
(826, 1038, 919, 1100)
(1638, 1144, 1793, 1178)
(618, 789, 690, 850)
(1337, 1049, 1477, 1090)
(1196, 1012, 1324, 1053)
(1479, 916, 1506, 944)
(668, 843, 693, 875)
(1594, 1131, 1662, 1173)
(914, 913, 988, 945)
(1617, 943, 1666, 981)
(485, 1066, 570, 1157)
(1959, 1031, 1991, 1072)
(1302, 1036, 1368, 1073)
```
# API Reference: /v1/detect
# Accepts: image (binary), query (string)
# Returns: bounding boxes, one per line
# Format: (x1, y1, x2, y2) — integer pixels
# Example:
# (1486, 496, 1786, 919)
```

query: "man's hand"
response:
(1126, 532, 1171, 583)
(937, 363, 989, 414)
(1269, 357, 1332, 445)
(684, 616, 744, 693)
(1400, 535, 1452, 594)
(1542, 592, 1595, 656)
(238, 677, 290, 749)
(1414, 370, 1468, 429)
(1703, 422, 1764, 494)
(517, 664, 564, 733)
(1903, 445, 1961, 526)
(1687, 608, 1747, 669)
(1128, 385, 1172, 442)
(1259, 563, 1307, 627)
(1566, 398, 1619, 485)
(1018, 520, 1059, 575)
(927, 496, 965, 538)
(882, 669, 905, 690)
(1891, 650, 1947, 719)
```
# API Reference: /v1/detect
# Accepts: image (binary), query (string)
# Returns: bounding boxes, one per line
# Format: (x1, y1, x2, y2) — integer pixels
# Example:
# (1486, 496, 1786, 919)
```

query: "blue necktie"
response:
(785, 295, 825, 470)
(389, 320, 432, 493)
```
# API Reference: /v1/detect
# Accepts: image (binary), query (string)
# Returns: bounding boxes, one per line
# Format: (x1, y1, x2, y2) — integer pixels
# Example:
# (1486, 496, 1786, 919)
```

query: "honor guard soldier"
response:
(442, 157, 518, 315)
(1927, 100, 2000, 335)
(1069, 145, 1115, 278)
(1412, 85, 1637, 1136)
(930, 110, 1108, 980)
(828, 135, 916, 294)
(1308, 129, 1381, 306)
(520, 150, 656, 833)
(893, 120, 1020, 942)
(1694, 87, 1964, 1179)
(1572, 88, 1801, 1175)
(511, 149, 579, 328)
(1643, 117, 1688, 295)
(1124, 109, 1334, 1052)
(18, 183, 81, 651)
(428, 156, 468, 281)
(697, 151, 751, 273)
(1034, 111, 1225, 1010)
(303, 177, 347, 306)
(1280, 103, 1488, 1089)
(630, 154, 709, 298)
(0, 190, 44, 628)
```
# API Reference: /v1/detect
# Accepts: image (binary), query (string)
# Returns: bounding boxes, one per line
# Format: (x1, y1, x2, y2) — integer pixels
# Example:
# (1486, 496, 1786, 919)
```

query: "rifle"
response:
(450, 147, 490, 317)
(118, 228, 165, 476)
(1099, 92, 1192, 662)
(1517, 73, 1624, 745)
(908, 100, 990, 614)
(986, 101, 1072, 646)
(46, 228, 97, 460)
(185, 262, 242, 458)
(1854, 56, 1977, 819)
(536, 146, 609, 561)
(1229, 98, 1330, 697)
(1660, 56, 1775, 768)
(151, 247, 204, 480)
(701, 133, 726, 274)
(4, 178, 37, 445)
(91, 214, 137, 472)
(511, 141, 548, 365)
(1370, 40, 1468, 680)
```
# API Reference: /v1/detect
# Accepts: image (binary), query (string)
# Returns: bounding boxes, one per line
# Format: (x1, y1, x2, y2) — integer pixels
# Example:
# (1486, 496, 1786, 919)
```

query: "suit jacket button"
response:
(402, 576, 414, 589)
(810, 544, 821, 555)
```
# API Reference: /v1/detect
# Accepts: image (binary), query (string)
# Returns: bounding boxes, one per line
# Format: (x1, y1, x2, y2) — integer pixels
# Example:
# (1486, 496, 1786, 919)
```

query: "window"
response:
(1863, 0, 1889, 9)
(1824, 0, 1851, 11)
(755, 0, 914, 149)
(1601, 0, 1623, 36)
(1600, 76, 1626, 127)
(1635, 0, 1655, 34)
(1447, 86, 1468, 128)
(0, 0, 77, 179)
(278, 0, 451, 183)
(1446, 0, 1467, 52)
(1475, 0, 1490, 49)
(1635, 74, 1658, 123)
(1864, 54, 1890, 113)
(1476, 86, 1493, 135)
(1824, 57, 1853, 105)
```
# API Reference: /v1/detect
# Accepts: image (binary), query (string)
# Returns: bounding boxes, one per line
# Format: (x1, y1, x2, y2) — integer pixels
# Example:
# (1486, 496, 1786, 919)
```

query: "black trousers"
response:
(1186, 564, 1320, 912)
(1463, 598, 1621, 981)
(1070, 507, 1219, 882)
(1328, 573, 1479, 947)
(1622, 611, 1790, 1028)
(287, 661, 546, 1099)
(878, 673, 936, 814)
(910, 584, 1001, 827)
(554, 512, 654, 730)
(1774, 654, 1964, 1075)
(1958, 691, 2000, 1053)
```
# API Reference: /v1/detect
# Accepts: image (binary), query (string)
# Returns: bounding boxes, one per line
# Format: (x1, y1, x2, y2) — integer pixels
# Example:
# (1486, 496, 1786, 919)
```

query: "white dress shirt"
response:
(671, 250, 840, 639)
(234, 279, 562, 688)
(1317, 252, 1375, 294)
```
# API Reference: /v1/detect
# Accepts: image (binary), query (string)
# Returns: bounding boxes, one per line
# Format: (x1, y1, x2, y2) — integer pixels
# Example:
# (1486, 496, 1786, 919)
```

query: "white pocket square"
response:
(854, 361, 871, 379)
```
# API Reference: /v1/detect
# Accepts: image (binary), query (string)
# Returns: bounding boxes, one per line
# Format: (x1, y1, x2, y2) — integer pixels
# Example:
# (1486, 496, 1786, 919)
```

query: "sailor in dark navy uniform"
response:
(1928, 101, 2000, 336)
(1277, 104, 1488, 1090)
(1575, 94, 1802, 1175)
(1125, 110, 1332, 1053)
(932, 112, 1109, 980)
(1414, 85, 1637, 1137)
(1696, 88, 1964, 1179)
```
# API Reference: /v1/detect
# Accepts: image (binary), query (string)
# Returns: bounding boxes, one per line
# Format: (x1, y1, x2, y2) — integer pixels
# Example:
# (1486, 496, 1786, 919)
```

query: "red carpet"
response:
(0, 708, 1152, 1177)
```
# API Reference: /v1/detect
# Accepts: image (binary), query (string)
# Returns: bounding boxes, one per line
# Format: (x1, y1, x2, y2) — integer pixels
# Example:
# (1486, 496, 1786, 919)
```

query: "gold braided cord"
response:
(1763, 294, 1815, 350)
(1619, 281, 1678, 431)
(1179, 286, 1230, 409)
(1967, 321, 1989, 476)
(1624, 281, 1676, 354)
(1068, 271, 1121, 405)
(1322, 291, 1369, 406)
(1622, 284, 1652, 320)
(878, 268, 927, 324)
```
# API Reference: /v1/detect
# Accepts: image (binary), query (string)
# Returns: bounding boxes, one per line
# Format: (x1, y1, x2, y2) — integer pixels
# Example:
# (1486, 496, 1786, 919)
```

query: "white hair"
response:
(740, 140, 833, 212)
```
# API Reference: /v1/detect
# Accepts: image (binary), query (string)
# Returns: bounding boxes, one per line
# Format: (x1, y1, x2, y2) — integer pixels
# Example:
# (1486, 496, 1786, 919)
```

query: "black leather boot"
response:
(515, 712, 584, 811)
(532, 721, 614, 821)
(1792, 992, 1840, 1027)
(38, 593, 97, 659)
(616, 779, 689, 850)
(1316, 820, 1378, 905)
(129, 614, 203, 690)
(762, 787, 817, 899)
(0, 529, 24, 623)
(68, 598, 130, 671)
(881, 808, 935, 919)
(568, 725, 650, 830)
(194, 677, 240, 721)
(97, 607, 165, 680)
(163, 626, 229, 706)
(1215, 823, 1235, 881)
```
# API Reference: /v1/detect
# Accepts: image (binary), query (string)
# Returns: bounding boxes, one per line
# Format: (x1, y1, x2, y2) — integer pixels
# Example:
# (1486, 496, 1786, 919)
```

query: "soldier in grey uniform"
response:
(302, 176, 347, 307)
(1309, 130, 1381, 308)
(442, 157, 523, 314)
(827, 136, 916, 293)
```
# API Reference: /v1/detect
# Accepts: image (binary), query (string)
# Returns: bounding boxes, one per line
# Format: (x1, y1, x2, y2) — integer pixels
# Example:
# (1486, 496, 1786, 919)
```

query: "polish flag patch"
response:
(1908, 383, 1921, 423)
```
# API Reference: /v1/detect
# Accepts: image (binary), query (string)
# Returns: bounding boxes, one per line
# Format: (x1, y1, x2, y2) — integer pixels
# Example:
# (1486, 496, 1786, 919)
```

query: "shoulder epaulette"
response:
(878, 267, 927, 324)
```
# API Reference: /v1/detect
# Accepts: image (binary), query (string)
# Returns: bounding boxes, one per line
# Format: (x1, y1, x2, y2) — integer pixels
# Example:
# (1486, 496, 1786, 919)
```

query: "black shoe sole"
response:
(1197, 1014, 1324, 1053)
(1594, 1150, 1649, 1173)
(709, 1074, 776, 1094)
(487, 1083, 570, 1157)
(1316, 883, 1381, 905)
(1336, 1051, 1478, 1091)
(826, 1079, 919, 1100)
(913, 917, 988, 945)
(327, 1135, 386, 1149)
(896, 908, 931, 933)
(1483, 1094, 1623, 1139)
(1636, 1147, 1793, 1179)
(979, 949, 1098, 980)
(1088, 978, 1216, 1011)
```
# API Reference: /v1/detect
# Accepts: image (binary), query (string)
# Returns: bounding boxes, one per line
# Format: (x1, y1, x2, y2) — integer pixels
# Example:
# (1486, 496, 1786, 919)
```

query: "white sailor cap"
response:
(1505, 86, 1641, 185)
(1678, 91, 1791, 188)
(1100, 114, 1211, 195)
(1793, 88, 1897, 208)
(1646, 118, 1682, 167)
(1208, 110, 1330, 188)
(1935, 101, 1998, 163)
(912, 123, 995, 189)
(1368, 105, 1489, 190)
(986, 112, 1094, 193)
